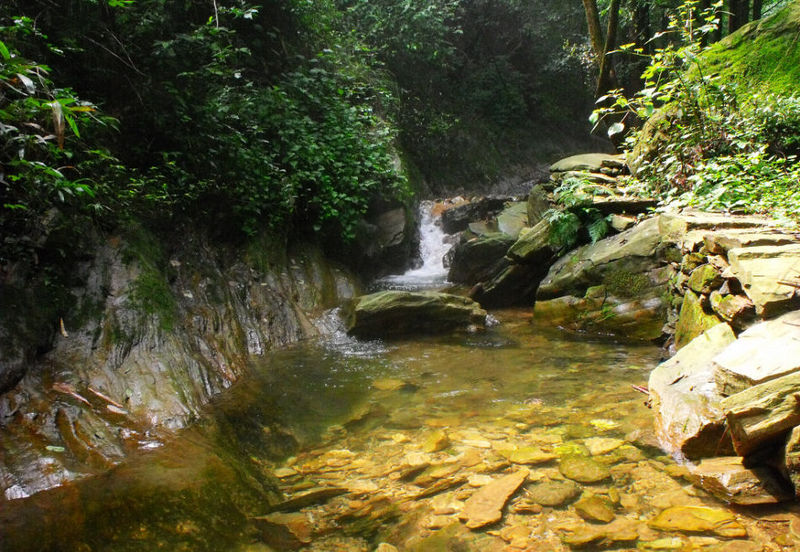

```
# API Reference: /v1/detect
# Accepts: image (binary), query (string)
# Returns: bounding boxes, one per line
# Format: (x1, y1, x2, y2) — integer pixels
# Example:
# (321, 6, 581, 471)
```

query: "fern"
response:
(587, 212, 610, 243)
(544, 208, 582, 251)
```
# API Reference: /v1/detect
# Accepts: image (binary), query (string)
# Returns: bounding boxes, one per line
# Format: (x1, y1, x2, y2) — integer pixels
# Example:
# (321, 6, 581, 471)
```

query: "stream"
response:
(1, 204, 797, 551)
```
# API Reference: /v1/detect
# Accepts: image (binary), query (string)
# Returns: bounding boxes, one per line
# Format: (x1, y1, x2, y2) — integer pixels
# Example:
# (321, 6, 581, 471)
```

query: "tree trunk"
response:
(753, 0, 763, 20)
(595, 0, 621, 98)
(728, 0, 746, 33)
(634, 2, 651, 55)
(581, 0, 605, 59)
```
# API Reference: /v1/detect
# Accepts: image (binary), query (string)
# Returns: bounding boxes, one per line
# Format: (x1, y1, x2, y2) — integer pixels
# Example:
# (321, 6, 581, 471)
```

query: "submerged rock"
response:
(346, 291, 487, 338)
(574, 495, 616, 523)
(525, 479, 581, 507)
(459, 469, 528, 529)
(648, 506, 746, 538)
(559, 455, 610, 484)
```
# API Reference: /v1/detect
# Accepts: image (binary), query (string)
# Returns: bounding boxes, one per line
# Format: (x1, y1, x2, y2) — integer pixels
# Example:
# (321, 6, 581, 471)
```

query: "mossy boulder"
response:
(674, 290, 723, 350)
(537, 217, 666, 301)
(702, 1, 800, 98)
(346, 291, 487, 338)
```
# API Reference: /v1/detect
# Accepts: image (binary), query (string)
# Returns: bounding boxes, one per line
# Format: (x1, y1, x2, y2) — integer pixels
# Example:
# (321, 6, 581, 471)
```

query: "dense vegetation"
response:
(1, 0, 799, 273)
(593, 0, 800, 224)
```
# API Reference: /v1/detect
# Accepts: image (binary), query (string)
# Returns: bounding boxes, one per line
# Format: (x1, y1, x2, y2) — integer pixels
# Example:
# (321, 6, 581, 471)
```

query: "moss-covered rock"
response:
(702, 2, 800, 97)
(674, 290, 723, 350)
(346, 291, 486, 338)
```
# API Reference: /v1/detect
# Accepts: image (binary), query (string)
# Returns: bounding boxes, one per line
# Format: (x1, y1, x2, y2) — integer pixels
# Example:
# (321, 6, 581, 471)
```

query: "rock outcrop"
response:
(0, 232, 360, 499)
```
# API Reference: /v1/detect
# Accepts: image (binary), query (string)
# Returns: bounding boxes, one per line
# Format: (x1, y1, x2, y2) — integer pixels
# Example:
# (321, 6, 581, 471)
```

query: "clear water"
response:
(2, 312, 795, 551)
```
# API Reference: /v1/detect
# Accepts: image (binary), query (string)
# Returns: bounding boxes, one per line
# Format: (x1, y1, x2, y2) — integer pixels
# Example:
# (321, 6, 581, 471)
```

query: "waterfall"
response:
(375, 201, 451, 291)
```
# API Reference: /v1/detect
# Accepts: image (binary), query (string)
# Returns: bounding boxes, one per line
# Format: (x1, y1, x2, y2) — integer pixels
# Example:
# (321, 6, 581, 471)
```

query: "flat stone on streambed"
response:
(498, 446, 558, 465)
(459, 469, 528, 529)
(583, 437, 625, 456)
(574, 495, 616, 524)
(346, 291, 486, 338)
(524, 479, 581, 507)
(268, 486, 349, 512)
(561, 519, 639, 549)
(559, 455, 611, 484)
(648, 506, 747, 538)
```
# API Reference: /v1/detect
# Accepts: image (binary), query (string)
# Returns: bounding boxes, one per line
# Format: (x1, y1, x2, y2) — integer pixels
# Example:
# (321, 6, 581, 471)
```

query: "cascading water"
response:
(375, 200, 451, 291)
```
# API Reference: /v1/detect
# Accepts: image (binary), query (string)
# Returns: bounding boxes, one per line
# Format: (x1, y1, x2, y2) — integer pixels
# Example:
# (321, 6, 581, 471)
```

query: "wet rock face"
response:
(0, 232, 361, 498)
(346, 291, 487, 338)
(440, 197, 511, 234)
(648, 323, 737, 459)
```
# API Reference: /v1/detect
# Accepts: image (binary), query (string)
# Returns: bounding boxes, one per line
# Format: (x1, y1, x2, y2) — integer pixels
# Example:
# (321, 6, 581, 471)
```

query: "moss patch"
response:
(122, 225, 177, 331)
(702, 3, 800, 97)
(602, 269, 652, 299)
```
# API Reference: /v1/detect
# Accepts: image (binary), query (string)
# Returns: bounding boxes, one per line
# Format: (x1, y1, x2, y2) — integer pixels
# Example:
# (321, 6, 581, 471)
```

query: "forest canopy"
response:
(0, 0, 798, 266)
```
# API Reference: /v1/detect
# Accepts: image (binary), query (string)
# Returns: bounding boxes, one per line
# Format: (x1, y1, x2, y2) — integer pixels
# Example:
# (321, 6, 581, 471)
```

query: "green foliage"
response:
(0, 19, 119, 262)
(592, 0, 800, 225)
(544, 177, 611, 251)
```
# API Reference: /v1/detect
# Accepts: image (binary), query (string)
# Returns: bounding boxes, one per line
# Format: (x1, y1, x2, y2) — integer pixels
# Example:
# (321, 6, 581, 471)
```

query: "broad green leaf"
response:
(0, 40, 10, 61)
(608, 122, 625, 137)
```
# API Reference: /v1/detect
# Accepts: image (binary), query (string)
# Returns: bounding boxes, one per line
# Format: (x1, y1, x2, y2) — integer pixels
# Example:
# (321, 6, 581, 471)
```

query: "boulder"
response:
(537, 216, 667, 300)
(550, 153, 624, 173)
(496, 202, 528, 239)
(533, 284, 668, 341)
(674, 290, 723, 349)
(686, 456, 793, 505)
(687, 264, 723, 295)
(447, 233, 516, 285)
(726, 244, 800, 317)
(441, 197, 510, 234)
(346, 291, 486, 338)
(470, 262, 542, 309)
(708, 292, 755, 329)
(648, 323, 737, 459)
(782, 426, 800, 497)
(506, 220, 555, 265)
(722, 370, 800, 457)
(713, 310, 800, 396)
(526, 185, 551, 226)
(359, 207, 418, 277)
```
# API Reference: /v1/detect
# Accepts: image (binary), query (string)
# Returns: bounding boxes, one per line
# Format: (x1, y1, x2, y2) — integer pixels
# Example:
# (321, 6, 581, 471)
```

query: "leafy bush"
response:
(592, 1, 800, 225)
(0, 19, 119, 262)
